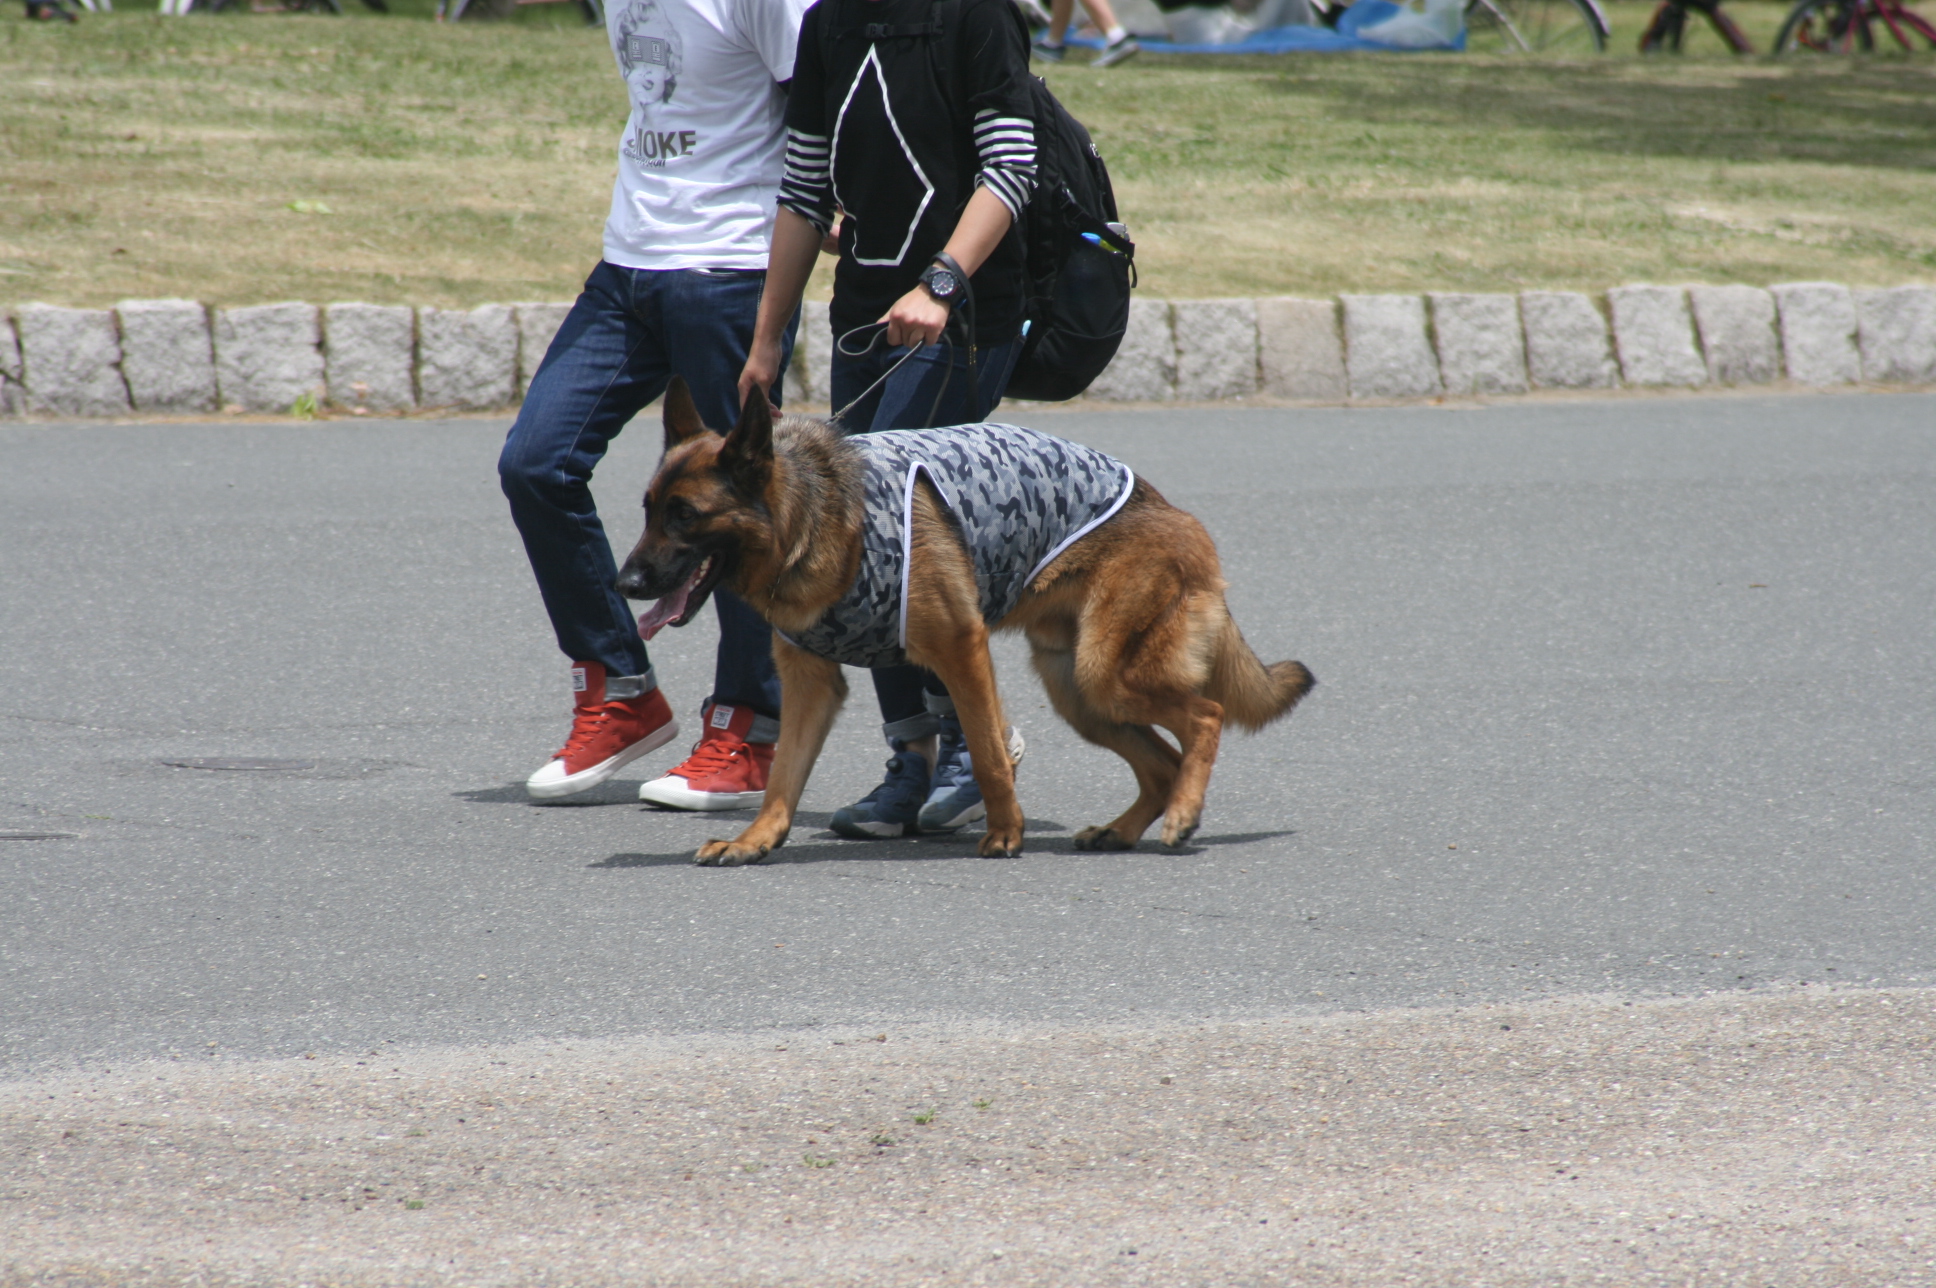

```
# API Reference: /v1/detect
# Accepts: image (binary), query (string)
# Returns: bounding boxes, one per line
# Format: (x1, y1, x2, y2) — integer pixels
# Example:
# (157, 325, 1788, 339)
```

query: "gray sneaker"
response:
(1031, 35, 1068, 61)
(831, 753, 931, 839)
(917, 716, 1026, 835)
(1092, 34, 1141, 67)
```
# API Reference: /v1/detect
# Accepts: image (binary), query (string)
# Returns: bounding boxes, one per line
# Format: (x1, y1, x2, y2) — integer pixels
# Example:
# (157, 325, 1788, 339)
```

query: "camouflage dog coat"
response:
(782, 424, 1136, 669)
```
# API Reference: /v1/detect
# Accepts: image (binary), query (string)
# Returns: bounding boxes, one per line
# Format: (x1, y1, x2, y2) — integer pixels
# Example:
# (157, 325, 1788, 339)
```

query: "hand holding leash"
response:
(881, 286, 952, 349)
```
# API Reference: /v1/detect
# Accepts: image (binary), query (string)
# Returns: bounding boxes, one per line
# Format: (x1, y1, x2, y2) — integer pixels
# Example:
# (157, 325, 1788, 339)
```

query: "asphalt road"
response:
(3, 392, 1933, 1075)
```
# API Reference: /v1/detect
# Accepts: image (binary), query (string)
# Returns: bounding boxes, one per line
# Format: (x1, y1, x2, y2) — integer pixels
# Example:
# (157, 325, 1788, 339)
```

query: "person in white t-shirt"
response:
(499, 0, 812, 811)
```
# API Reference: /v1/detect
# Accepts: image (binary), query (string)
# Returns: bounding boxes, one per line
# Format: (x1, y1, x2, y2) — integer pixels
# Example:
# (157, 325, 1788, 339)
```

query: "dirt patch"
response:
(4, 986, 1932, 1286)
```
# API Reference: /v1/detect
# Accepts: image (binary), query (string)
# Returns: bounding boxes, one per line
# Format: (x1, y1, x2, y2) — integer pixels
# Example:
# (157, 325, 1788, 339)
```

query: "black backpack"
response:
(1005, 71, 1136, 402)
(817, 0, 1135, 403)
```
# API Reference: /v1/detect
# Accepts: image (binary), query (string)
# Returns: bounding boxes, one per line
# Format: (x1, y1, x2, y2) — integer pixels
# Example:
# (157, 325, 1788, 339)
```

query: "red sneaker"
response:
(637, 702, 775, 810)
(525, 662, 679, 800)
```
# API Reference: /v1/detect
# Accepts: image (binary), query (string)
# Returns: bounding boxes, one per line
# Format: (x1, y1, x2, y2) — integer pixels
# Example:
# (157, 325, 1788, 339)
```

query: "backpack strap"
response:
(854, 13, 942, 36)
(823, 0, 947, 42)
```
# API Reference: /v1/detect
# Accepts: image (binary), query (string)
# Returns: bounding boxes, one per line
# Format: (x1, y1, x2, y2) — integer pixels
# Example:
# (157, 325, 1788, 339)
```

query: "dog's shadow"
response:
(590, 824, 1294, 867)
(591, 811, 1064, 868)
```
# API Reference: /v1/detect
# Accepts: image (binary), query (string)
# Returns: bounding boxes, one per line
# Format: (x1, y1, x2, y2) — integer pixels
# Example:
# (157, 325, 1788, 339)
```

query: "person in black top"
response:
(737, 0, 1037, 841)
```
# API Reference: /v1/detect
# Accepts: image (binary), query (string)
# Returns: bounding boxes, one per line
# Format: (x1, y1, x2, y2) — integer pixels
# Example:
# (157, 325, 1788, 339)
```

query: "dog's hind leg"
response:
(1144, 693, 1223, 849)
(1030, 636, 1179, 851)
(1074, 721, 1181, 851)
(695, 640, 845, 866)
(1060, 580, 1225, 848)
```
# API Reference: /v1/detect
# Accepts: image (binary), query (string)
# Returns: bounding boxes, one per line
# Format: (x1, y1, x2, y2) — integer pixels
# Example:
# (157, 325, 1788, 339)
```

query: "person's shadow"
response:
(455, 781, 648, 807)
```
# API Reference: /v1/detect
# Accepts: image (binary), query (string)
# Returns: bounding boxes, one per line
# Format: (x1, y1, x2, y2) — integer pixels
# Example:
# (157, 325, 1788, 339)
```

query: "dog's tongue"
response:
(635, 563, 706, 641)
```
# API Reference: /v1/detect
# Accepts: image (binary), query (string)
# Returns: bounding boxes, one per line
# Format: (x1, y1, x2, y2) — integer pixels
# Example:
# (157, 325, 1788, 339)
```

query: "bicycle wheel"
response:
(1871, 0, 1936, 46)
(1465, 0, 1609, 50)
(1776, 0, 1873, 49)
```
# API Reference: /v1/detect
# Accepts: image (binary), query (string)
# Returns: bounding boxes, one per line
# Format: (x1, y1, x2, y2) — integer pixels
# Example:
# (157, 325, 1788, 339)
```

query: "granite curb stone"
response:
(1854, 285, 1936, 385)
(214, 303, 323, 413)
(1772, 282, 1860, 386)
(323, 304, 416, 412)
(1256, 297, 1345, 400)
(1519, 291, 1617, 390)
(800, 300, 833, 407)
(10, 281, 1936, 418)
(1173, 298, 1259, 400)
(1086, 298, 1176, 402)
(1342, 294, 1440, 399)
(1608, 285, 1706, 388)
(16, 304, 130, 417)
(0, 316, 23, 418)
(513, 302, 573, 397)
(418, 304, 518, 410)
(1429, 292, 1527, 395)
(115, 299, 217, 413)
(1688, 285, 1779, 386)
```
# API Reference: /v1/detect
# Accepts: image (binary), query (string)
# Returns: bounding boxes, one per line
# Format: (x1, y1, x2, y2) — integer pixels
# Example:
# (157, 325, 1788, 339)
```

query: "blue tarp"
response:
(1070, 3, 1465, 52)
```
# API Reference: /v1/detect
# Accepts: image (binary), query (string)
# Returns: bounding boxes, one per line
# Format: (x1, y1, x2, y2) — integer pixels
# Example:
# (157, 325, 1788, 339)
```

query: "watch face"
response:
(927, 269, 960, 299)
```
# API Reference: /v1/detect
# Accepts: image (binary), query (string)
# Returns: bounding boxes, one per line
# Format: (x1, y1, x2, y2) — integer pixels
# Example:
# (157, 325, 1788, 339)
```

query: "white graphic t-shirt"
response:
(602, 0, 810, 270)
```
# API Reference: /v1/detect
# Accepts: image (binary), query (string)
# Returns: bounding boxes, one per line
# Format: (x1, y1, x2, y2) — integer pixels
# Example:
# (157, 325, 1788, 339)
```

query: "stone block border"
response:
(4, 283, 1934, 419)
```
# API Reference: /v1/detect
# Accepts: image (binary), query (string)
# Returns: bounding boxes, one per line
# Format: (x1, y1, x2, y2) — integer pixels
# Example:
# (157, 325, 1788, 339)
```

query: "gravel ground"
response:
(5, 986, 1933, 1287)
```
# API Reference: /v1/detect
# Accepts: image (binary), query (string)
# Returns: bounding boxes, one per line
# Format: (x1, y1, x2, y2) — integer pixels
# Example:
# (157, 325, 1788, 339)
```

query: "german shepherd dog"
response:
(614, 379, 1314, 865)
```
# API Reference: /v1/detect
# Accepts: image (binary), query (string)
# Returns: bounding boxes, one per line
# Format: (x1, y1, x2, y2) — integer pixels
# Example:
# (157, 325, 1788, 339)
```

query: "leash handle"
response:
(828, 323, 926, 428)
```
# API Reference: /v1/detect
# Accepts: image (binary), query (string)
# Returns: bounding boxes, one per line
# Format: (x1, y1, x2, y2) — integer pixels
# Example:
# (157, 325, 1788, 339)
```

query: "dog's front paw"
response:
(977, 826, 1024, 858)
(695, 838, 771, 866)
(1072, 825, 1134, 852)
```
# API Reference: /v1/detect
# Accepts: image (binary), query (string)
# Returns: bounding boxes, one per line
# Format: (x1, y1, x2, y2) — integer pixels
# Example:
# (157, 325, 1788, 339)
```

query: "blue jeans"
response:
(829, 329, 1022, 740)
(498, 261, 797, 719)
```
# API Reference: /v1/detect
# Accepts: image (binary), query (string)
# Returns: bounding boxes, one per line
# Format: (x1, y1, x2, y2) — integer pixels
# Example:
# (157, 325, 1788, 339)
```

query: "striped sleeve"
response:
(777, 127, 836, 233)
(972, 109, 1037, 221)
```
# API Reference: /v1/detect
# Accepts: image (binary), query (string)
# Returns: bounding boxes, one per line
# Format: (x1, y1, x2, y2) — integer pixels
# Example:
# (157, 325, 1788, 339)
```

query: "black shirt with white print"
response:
(779, 0, 1036, 346)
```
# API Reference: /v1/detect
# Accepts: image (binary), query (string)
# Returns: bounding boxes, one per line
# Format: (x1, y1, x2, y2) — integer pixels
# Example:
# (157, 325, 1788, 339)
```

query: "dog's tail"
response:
(1207, 611, 1315, 732)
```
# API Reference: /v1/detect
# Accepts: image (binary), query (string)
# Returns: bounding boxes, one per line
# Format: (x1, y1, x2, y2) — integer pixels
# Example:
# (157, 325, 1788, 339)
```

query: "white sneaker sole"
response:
(638, 776, 766, 811)
(525, 720, 680, 800)
(919, 798, 987, 833)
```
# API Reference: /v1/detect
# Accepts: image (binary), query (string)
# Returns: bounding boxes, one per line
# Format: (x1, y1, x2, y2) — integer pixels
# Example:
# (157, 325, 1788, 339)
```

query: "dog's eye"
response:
(665, 499, 699, 525)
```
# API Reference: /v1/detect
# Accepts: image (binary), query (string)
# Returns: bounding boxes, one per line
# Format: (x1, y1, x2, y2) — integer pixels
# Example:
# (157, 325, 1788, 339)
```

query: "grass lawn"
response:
(3, 2, 1933, 309)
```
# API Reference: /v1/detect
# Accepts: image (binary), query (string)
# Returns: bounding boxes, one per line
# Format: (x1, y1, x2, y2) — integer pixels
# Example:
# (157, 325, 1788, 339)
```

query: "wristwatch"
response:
(918, 257, 965, 309)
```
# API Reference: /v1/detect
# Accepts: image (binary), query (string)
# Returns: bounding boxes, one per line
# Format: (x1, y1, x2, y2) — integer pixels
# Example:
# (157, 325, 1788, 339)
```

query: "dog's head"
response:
(615, 377, 776, 638)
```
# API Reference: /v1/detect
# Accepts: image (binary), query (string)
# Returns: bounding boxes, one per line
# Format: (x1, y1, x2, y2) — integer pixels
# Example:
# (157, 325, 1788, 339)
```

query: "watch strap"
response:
(920, 260, 961, 309)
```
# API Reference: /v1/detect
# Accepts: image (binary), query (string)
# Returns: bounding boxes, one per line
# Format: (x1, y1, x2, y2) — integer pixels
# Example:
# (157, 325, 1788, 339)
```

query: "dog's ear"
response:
(662, 377, 711, 451)
(717, 384, 774, 495)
